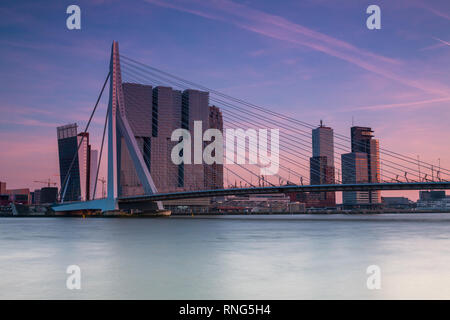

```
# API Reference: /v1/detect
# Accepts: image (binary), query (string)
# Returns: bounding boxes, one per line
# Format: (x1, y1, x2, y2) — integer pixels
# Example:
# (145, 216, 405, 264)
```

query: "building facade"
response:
(181, 89, 210, 191)
(57, 124, 82, 202)
(350, 126, 381, 205)
(119, 83, 153, 196)
(341, 152, 371, 207)
(57, 123, 97, 202)
(6, 188, 31, 205)
(206, 105, 224, 190)
(312, 121, 334, 167)
(309, 122, 335, 207)
(120, 83, 223, 196)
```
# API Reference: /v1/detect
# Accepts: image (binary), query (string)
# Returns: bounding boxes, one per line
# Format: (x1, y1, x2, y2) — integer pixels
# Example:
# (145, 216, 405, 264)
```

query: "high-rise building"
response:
(120, 83, 153, 196)
(341, 126, 381, 208)
(206, 105, 224, 190)
(350, 126, 381, 205)
(181, 89, 210, 191)
(310, 156, 335, 184)
(57, 123, 96, 201)
(309, 122, 335, 207)
(57, 124, 82, 201)
(120, 83, 223, 196)
(312, 121, 334, 167)
(151, 86, 182, 193)
(341, 152, 370, 206)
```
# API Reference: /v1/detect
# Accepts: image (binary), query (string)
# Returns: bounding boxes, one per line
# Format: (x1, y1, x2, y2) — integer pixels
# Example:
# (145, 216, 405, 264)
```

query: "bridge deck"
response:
(118, 181, 450, 203)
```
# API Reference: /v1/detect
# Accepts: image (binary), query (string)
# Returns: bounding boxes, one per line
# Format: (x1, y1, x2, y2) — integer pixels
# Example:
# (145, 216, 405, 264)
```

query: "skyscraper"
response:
(181, 89, 210, 191)
(120, 83, 153, 196)
(341, 126, 381, 208)
(120, 83, 223, 195)
(341, 152, 369, 206)
(351, 126, 381, 205)
(312, 121, 334, 167)
(57, 123, 96, 201)
(206, 105, 224, 190)
(309, 121, 335, 207)
(151, 85, 182, 193)
(57, 124, 81, 201)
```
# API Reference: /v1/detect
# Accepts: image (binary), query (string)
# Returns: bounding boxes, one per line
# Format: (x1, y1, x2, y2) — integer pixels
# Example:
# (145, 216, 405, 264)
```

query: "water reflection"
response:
(0, 214, 449, 299)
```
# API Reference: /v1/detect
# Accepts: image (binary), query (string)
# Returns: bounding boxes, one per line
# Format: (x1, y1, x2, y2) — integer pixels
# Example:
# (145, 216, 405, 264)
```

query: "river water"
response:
(1, 214, 450, 299)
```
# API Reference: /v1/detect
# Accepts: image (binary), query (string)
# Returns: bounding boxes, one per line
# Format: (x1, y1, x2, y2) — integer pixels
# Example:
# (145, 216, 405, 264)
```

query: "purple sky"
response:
(0, 0, 449, 200)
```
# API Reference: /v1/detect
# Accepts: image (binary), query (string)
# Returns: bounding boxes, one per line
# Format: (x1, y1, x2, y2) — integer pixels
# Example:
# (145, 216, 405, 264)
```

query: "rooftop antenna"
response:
(320, 119, 323, 127)
(352, 116, 354, 126)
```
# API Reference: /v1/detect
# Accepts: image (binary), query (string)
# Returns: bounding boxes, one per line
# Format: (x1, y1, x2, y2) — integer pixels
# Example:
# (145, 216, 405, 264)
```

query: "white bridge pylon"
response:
(53, 41, 162, 212)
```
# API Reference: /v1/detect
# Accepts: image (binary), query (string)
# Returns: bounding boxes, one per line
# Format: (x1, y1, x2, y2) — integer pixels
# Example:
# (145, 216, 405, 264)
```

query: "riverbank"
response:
(2, 209, 450, 217)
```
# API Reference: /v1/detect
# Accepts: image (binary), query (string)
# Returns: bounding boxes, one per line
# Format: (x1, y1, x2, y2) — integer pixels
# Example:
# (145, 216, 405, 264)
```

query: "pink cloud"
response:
(345, 97, 450, 111)
(145, 0, 449, 96)
(416, 1, 450, 21)
(433, 37, 450, 47)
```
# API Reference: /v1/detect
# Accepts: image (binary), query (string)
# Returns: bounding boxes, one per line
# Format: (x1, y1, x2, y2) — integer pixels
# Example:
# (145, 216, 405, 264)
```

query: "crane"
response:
(97, 177, 106, 199)
(34, 179, 57, 187)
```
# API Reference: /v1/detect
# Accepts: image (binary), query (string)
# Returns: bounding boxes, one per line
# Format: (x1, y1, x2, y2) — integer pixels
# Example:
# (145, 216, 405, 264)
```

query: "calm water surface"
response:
(1, 214, 450, 299)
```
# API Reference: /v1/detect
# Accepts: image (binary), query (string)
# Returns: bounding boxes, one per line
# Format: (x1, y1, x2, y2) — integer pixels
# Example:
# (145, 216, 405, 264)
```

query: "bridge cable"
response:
(59, 71, 110, 201)
(120, 55, 450, 177)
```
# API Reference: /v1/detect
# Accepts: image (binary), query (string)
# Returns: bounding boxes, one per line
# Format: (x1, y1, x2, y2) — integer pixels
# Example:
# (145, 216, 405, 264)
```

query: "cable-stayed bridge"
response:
(53, 41, 450, 213)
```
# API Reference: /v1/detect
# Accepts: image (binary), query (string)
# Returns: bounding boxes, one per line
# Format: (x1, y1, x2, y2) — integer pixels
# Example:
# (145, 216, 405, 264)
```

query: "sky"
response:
(0, 0, 449, 200)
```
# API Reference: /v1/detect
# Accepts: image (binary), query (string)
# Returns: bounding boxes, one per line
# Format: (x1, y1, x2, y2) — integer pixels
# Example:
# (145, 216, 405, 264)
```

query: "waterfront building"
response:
(382, 196, 414, 209)
(152, 86, 184, 193)
(419, 190, 446, 201)
(120, 83, 223, 196)
(350, 126, 381, 205)
(308, 121, 335, 207)
(206, 105, 224, 190)
(417, 193, 450, 210)
(181, 89, 210, 191)
(32, 189, 41, 204)
(6, 188, 31, 205)
(312, 121, 334, 167)
(119, 83, 153, 196)
(57, 123, 97, 201)
(220, 194, 291, 213)
(341, 152, 370, 207)
(40, 187, 58, 204)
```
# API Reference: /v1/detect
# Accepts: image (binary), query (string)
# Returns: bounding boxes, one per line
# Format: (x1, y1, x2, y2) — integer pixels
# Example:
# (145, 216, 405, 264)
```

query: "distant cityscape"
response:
(0, 82, 448, 215)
